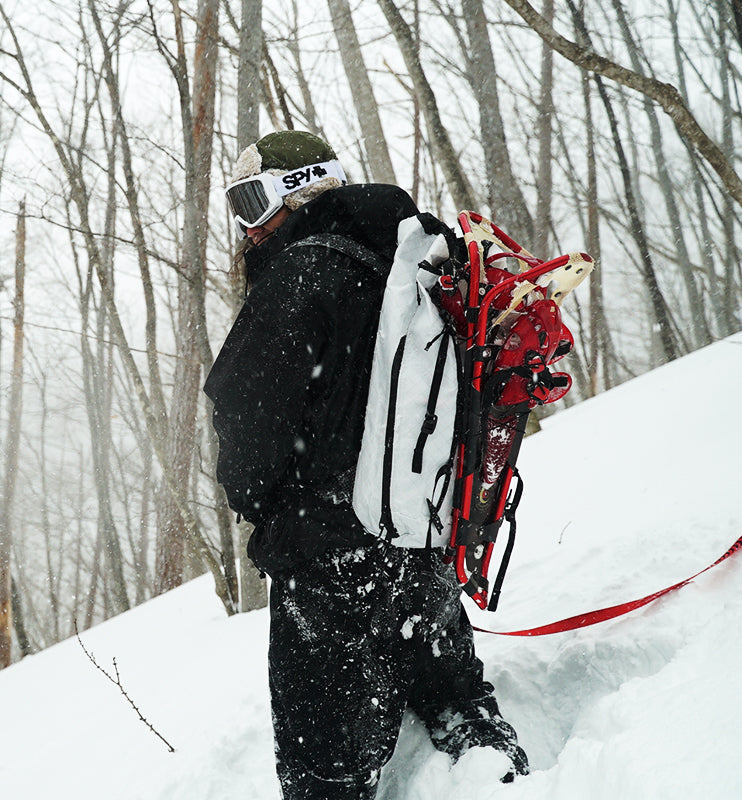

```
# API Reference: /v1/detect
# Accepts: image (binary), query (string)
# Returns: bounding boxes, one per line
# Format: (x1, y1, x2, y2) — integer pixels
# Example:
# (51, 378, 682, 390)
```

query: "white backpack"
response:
(352, 215, 459, 548)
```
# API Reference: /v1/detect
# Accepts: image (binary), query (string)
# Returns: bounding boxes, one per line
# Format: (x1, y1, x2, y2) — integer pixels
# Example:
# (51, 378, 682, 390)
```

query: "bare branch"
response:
(75, 622, 176, 753)
(500, 0, 742, 208)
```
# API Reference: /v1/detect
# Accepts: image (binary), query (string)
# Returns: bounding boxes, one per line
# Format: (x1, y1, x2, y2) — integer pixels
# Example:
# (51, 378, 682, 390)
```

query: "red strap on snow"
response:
(474, 534, 742, 637)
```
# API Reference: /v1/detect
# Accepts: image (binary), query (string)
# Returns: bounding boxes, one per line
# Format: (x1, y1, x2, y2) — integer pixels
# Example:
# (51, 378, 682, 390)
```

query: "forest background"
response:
(0, 0, 740, 668)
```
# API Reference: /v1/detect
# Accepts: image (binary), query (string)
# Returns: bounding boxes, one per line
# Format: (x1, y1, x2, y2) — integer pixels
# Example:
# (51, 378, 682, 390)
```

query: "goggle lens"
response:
(226, 178, 278, 229)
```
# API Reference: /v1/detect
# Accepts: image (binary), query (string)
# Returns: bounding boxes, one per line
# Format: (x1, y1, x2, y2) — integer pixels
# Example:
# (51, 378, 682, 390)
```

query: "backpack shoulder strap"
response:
(286, 233, 391, 277)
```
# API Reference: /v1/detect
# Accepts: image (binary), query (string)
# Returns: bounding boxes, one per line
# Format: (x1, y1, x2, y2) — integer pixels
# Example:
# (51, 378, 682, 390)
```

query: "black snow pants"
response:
(268, 542, 529, 800)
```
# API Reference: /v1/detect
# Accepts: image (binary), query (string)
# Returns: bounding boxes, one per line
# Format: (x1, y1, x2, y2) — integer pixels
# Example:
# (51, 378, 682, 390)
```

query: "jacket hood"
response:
(243, 183, 419, 286)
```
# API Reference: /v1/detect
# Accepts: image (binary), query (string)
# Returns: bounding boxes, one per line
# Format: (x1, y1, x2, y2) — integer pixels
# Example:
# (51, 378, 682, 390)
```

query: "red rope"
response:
(474, 534, 742, 637)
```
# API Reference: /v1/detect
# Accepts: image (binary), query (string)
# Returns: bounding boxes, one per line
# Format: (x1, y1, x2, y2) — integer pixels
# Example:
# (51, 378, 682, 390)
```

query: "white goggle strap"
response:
(270, 160, 347, 197)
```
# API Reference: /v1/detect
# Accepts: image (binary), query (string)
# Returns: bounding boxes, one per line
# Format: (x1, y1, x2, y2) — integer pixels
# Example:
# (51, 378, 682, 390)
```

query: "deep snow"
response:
(1, 333, 740, 800)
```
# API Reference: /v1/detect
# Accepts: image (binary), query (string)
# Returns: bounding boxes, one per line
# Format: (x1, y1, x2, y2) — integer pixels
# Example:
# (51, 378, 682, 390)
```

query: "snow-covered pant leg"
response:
(268, 543, 528, 799)
(406, 583, 529, 777)
(268, 547, 407, 800)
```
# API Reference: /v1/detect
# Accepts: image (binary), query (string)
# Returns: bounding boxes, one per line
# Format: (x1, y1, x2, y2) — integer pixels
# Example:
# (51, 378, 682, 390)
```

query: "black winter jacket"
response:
(204, 184, 419, 575)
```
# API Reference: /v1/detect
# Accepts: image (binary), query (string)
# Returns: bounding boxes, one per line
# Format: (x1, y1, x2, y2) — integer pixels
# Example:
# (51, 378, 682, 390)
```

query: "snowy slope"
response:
(1, 333, 741, 800)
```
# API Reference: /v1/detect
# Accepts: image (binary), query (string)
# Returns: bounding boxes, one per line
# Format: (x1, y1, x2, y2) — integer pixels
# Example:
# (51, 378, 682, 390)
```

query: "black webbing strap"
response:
(412, 332, 450, 474)
(424, 460, 451, 548)
(286, 234, 390, 277)
(487, 467, 524, 612)
(416, 211, 461, 261)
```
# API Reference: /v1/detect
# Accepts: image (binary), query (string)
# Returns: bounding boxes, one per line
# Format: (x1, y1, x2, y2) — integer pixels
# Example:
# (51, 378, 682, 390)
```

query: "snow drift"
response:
(1, 333, 740, 800)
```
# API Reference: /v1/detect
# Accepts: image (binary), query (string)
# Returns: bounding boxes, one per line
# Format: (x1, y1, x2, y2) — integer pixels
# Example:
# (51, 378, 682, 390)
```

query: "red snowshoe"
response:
(441, 212, 593, 611)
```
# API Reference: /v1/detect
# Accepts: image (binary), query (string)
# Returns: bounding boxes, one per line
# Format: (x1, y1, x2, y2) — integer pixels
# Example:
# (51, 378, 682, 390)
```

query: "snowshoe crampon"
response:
(442, 212, 594, 610)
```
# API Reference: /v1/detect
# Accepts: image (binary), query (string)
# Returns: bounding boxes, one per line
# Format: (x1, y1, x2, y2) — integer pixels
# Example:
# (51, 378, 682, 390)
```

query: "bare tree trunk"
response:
(287, 2, 328, 141)
(534, 0, 554, 257)
(411, 0, 421, 205)
(38, 378, 60, 641)
(10, 576, 31, 656)
(327, 0, 396, 184)
(460, 0, 533, 241)
(83, 528, 103, 631)
(200, 418, 242, 608)
(378, 0, 476, 210)
(72, 274, 129, 621)
(581, 54, 613, 393)
(70, 451, 85, 633)
(239, 521, 265, 610)
(716, 0, 740, 334)
(136, 441, 153, 604)
(233, 0, 268, 611)
(238, 0, 262, 150)
(75, 123, 130, 615)
(264, 46, 295, 130)
(156, 0, 220, 594)
(258, 58, 283, 131)
(0, 201, 25, 669)
(584, 62, 600, 395)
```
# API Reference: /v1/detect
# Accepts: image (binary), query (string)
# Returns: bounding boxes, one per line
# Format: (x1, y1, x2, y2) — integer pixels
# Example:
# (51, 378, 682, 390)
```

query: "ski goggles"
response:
(225, 160, 346, 232)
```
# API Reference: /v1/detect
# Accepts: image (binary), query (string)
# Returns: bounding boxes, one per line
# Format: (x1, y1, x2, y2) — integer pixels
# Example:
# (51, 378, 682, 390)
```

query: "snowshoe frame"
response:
(446, 212, 594, 611)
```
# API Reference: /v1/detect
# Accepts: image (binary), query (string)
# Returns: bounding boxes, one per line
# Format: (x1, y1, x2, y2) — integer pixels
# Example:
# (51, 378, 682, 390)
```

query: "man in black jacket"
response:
(205, 131, 528, 800)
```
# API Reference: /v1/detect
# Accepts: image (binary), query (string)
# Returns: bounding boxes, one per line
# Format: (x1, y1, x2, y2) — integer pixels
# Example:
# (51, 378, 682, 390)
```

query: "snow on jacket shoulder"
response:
(204, 183, 419, 574)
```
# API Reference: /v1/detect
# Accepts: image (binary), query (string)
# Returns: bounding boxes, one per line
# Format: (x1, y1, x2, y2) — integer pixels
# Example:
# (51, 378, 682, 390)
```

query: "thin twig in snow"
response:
(74, 621, 176, 753)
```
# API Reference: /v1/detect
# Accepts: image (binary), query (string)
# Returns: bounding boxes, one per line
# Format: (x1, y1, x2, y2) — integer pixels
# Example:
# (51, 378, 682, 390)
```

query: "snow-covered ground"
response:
(2, 333, 741, 800)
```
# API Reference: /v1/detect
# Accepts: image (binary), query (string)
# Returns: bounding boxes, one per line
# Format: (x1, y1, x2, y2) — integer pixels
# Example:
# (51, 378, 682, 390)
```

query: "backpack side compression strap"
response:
(411, 332, 450, 474)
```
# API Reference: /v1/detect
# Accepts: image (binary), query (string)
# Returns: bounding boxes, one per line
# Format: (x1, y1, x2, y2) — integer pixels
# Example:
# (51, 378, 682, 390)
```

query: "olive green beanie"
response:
(231, 131, 344, 211)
